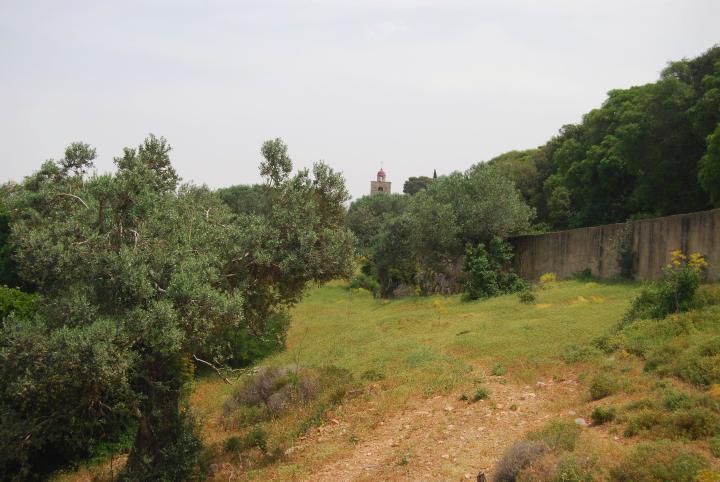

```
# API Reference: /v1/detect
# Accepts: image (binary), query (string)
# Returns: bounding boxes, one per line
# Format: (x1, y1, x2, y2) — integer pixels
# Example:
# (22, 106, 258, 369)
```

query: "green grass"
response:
(261, 279, 639, 401)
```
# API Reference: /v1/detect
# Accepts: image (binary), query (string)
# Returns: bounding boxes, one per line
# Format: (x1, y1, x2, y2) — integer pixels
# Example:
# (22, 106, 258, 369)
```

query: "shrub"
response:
(623, 250, 707, 324)
(562, 345, 601, 363)
(539, 272, 556, 284)
(571, 268, 594, 281)
(591, 406, 616, 425)
(493, 440, 548, 482)
(347, 273, 381, 298)
(0, 286, 36, 323)
(609, 441, 708, 481)
(517, 288, 536, 304)
(589, 372, 620, 400)
(230, 366, 320, 416)
(462, 237, 525, 301)
(526, 421, 581, 452)
(473, 387, 490, 401)
(491, 363, 507, 376)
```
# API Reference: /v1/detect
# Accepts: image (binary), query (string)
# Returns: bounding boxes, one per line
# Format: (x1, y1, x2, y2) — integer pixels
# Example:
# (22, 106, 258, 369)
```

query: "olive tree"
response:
(0, 137, 354, 480)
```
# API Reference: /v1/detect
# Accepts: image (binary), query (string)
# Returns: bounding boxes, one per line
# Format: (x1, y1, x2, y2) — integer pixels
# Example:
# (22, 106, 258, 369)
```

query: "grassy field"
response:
(59, 279, 720, 480)
(189, 279, 647, 480)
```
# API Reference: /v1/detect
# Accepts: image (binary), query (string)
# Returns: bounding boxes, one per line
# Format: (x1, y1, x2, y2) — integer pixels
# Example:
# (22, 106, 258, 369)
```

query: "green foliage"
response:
(591, 406, 616, 425)
(562, 344, 601, 363)
(517, 287, 536, 304)
(526, 421, 581, 452)
(491, 363, 507, 376)
(698, 123, 720, 207)
(0, 286, 36, 323)
(462, 237, 525, 301)
(216, 184, 269, 216)
(346, 193, 408, 253)
(622, 251, 705, 325)
(402, 176, 432, 195)
(347, 273, 381, 298)
(472, 387, 489, 401)
(589, 372, 620, 400)
(609, 440, 708, 482)
(482, 46, 720, 230)
(0, 136, 354, 479)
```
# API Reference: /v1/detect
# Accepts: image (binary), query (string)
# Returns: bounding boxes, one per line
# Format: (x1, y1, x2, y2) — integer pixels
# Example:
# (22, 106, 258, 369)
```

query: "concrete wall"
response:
(510, 208, 720, 281)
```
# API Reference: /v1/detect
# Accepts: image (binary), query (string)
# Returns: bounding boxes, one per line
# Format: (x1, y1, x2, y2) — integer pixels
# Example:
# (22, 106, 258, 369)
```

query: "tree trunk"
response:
(121, 358, 197, 481)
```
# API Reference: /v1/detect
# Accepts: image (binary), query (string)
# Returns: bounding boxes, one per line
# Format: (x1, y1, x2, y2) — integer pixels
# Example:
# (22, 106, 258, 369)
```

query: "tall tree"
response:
(0, 137, 354, 479)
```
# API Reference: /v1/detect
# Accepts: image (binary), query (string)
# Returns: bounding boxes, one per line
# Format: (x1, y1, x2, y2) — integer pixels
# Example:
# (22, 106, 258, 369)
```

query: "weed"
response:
(472, 387, 489, 402)
(491, 363, 507, 376)
(591, 406, 616, 425)
(493, 440, 548, 482)
(526, 421, 581, 452)
(609, 440, 708, 482)
(589, 372, 620, 400)
(360, 368, 385, 381)
(562, 345, 601, 363)
(518, 288, 536, 304)
(224, 436, 243, 453)
(540, 273, 557, 284)
(510, 404, 518, 411)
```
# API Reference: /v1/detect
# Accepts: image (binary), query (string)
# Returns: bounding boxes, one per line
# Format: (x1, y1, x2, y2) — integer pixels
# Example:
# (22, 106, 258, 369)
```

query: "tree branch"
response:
(56, 192, 89, 208)
(192, 354, 231, 384)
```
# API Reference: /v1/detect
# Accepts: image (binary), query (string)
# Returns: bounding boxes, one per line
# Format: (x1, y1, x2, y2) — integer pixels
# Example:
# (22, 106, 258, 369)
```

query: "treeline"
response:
(0, 137, 354, 480)
(490, 45, 720, 229)
(348, 45, 720, 297)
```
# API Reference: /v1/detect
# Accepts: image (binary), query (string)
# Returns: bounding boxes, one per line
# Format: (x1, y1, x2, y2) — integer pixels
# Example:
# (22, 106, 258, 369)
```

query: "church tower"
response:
(370, 167, 391, 195)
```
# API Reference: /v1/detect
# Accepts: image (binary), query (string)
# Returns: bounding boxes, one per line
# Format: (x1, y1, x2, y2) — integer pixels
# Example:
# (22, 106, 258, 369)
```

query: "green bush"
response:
(526, 421, 581, 452)
(0, 286, 36, 323)
(589, 372, 620, 400)
(462, 237, 525, 301)
(491, 363, 507, 376)
(622, 251, 706, 325)
(609, 440, 708, 481)
(347, 273, 381, 297)
(591, 406, 616, 425)
(472, 387, 490, 401)
(517, 287, 536, 304)
(562, 344, 601, 363)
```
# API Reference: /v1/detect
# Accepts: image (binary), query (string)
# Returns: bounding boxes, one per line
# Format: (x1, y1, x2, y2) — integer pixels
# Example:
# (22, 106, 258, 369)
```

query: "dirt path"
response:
(287, 376, 582, 481)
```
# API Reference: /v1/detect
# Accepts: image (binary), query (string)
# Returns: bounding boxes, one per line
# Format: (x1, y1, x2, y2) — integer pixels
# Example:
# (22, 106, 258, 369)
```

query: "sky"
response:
(1, 0, 718, 200)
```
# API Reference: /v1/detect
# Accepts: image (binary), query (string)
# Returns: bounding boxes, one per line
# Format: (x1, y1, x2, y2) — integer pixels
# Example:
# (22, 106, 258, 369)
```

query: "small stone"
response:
(568, 410, 576, 416)
(444, 405, 454, 412)
(441, 454, 450, 459)
(536, 381, 547, 389)
(574, 417, 587, 426)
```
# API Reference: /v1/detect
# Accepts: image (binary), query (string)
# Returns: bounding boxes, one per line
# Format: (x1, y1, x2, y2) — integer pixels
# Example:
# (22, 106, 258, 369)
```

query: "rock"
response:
(444, 405, 454, 412)
(568, 410, 576, 416)
(441, 454, 449, 459)
(536, 381, 547, 389)
(574, 417, 587, 426)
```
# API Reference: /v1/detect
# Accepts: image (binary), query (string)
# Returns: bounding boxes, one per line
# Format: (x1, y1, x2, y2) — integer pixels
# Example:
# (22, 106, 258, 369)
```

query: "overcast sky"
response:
(1, 0, 718, 199)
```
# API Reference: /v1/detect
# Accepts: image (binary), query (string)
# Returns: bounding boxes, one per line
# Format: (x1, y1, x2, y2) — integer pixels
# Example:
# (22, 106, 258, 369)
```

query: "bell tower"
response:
(370, 166, 391, 195)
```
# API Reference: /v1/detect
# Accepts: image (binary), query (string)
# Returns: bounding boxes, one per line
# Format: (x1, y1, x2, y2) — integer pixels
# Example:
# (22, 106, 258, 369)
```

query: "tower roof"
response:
(377, 168, 386, 177)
